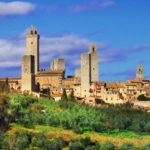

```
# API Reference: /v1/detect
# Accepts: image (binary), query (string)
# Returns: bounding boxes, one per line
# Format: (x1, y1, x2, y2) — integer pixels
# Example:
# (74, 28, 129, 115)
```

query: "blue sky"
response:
(0, 0, 150, 82)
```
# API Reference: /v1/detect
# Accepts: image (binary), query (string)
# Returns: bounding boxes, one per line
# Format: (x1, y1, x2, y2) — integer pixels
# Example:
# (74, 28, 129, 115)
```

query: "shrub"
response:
(0, 131, 5, 149)
(31, 133, 51, 150)
(61, 89, 68, 101)
(69, 141, 84, 150)
(137, 94, 150, 101)
(49, 137, 63, 150)
(100, 142, 115, 150)
(28, 103, 44, 113)
(119, 143, 136, 150)
(25, 147, 42, 150)
(141, 143, 150, 150)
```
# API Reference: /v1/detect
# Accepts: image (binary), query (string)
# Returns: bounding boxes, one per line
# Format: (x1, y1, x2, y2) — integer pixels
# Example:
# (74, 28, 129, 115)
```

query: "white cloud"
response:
(0, 1, 36, 16)
(0, 31, 109, 69)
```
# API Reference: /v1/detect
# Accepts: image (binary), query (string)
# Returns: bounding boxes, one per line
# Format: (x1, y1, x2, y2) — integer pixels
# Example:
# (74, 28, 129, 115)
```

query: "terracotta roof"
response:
(134, 78, 149, 81)
(0, 78, 21, 81)
(125, 83, 137, 86)
(51, 93, 62, 97)
(36, 70, 64, 76)
(92, 82, 105, 86)
(106, 82, 124, 88)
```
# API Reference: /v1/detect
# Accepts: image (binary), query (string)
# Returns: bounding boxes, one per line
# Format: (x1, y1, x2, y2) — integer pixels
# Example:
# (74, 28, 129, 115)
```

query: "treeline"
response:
(0, 130, 150, 150)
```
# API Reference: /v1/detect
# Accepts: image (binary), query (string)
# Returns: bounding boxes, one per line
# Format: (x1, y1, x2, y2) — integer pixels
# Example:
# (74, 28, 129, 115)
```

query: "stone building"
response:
(51, 58, 65, 71)
(0, 78, 21, 90)
(21, 26, 65, 92)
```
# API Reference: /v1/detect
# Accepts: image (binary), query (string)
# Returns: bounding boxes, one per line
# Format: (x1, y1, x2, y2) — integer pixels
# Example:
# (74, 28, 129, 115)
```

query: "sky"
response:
(0, 0, 150, 82)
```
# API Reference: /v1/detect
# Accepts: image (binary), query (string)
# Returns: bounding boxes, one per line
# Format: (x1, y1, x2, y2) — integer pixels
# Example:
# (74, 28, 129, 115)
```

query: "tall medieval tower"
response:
(136, 65, 144, 79)
(81, 45, 99, 98)
(22, 26, 39, 91)
(26, 26, 40, 74)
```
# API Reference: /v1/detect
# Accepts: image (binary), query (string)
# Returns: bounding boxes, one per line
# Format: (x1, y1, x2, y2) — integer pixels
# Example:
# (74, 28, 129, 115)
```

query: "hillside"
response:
(0, 93, 150, 150)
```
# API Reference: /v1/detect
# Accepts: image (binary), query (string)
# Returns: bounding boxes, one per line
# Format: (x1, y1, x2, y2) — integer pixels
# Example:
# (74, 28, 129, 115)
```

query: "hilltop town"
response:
(1, 26, 150, 109)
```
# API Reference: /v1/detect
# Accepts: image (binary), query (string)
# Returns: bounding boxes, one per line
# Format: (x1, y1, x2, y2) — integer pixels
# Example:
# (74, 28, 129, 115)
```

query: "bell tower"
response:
(136, 65, 144, 79)
(26, 26, 40, 74)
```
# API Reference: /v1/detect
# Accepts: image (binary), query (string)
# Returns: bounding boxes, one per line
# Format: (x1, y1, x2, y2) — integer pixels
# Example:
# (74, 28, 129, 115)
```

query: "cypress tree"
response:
(61, 88, 68, 100)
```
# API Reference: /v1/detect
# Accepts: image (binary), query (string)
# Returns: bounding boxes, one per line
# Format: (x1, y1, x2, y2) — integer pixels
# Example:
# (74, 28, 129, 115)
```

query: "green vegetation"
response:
(137, 94, 150, 101)
(0, 78, 10, 93)
(1, 92, 150, 149)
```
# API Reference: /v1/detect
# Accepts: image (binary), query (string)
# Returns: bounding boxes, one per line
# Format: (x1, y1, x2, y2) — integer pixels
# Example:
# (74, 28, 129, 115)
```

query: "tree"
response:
(101, 142, 115, 150)
(70, 141, 84, 150)
(137, 94, 147, 101)
(144, 121, 150, 133)
(69, 89, 76, 101)
(0, 94, 10, 128)
(119, 143, 136, 150)
(31, 133, 51, 150)
(141, 143, 150, 150)
(104, 121, 114, 134)
(3, 78, 10, 93)
(0, 131, 5, 149)
(46, 88, 51, 99)
(4, 134, 17, 150)
(61, 89, 68, 101)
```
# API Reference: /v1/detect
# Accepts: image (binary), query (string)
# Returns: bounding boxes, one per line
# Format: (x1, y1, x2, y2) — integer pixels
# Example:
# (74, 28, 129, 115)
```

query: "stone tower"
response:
(89, 45, 99, 82)
(21, 55, 35, 91)
(81, 45, 99, 98)
(26, 26, 40, 74)
(51, 58, 65, 71)
(136, 65, 144, 79)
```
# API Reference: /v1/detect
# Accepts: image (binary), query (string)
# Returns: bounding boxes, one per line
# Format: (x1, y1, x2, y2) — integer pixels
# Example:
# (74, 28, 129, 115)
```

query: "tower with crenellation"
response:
(21, 26, 39, 91)
(26, 26, 40, 74)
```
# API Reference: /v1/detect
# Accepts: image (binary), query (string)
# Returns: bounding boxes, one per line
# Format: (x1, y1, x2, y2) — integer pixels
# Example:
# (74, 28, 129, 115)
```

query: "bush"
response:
(69, 141, 84, 150)
(25, 147, 42, 150)
(141, 143, 150, 150)
(137, 94, 150, 101)
(0, 131, 5, 149)
(119, 143, 136, 150)
(4, 130, 31, 150)
(100, 142, 115, 150)
(31, 133, 51, 150)
(28, 103, 44, 113)
(49, 137, 63, 150)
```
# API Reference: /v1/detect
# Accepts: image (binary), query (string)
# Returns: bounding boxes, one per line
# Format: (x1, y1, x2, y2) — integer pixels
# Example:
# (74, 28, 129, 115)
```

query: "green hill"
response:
(1, 93, 150, 149)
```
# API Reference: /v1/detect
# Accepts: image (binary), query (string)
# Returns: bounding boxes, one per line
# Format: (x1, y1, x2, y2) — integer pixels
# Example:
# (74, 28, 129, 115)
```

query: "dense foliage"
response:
(1, 93, 150, 149)
(13, 96, 150, 134)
